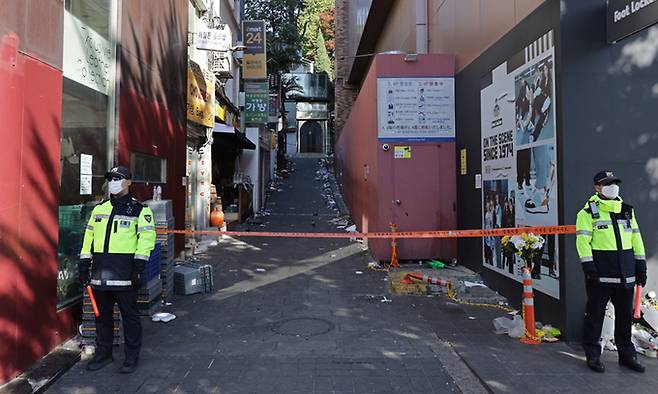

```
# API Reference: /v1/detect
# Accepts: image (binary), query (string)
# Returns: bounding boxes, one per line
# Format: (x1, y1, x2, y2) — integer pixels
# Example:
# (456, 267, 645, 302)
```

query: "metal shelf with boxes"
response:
(145, 199, 176, 304)
(80, 288, 123, 347)
(137, 242, 164, 316)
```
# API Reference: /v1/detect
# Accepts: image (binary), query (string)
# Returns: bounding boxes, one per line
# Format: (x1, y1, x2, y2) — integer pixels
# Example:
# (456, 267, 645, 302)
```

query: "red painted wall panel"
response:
(0, 0, 63, 70)
(0, 32, 75, 384)
(118, 87, 187, 252)
(119, 0, 188, 253)
(0, 32, 25, 383)
(336, 54, 458, 261)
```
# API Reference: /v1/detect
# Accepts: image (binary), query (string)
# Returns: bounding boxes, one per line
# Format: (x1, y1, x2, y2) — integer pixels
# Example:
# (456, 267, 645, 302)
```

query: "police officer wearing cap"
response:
(78, 166, 156, 373)
(576, 170, 647, 373)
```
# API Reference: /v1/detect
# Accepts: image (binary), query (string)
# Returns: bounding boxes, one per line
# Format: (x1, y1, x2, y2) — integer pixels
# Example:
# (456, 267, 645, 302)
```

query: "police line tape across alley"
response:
(157, 224, 576, 345)
(157, 225, 577, 239)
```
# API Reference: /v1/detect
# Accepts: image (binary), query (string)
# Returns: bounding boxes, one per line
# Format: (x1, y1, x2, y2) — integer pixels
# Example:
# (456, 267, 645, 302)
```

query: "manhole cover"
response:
(271, 317, 335, 337)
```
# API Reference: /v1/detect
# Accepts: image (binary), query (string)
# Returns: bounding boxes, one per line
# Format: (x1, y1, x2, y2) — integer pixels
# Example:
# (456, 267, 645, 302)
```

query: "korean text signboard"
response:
(245, 82, 269, 124)
(187, 62, 216, 127)
(268, 94, 279, 123)
(242, 20, 267, 79)
(377, 77, 455, 142)
(607, 0, 658, 43)
(196, 25, 232, 51)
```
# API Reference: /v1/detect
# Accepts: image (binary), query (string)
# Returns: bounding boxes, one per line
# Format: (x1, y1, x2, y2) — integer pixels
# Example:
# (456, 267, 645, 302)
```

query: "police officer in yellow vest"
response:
(78, 166, 156, 373)
(576, 170, 647, 373)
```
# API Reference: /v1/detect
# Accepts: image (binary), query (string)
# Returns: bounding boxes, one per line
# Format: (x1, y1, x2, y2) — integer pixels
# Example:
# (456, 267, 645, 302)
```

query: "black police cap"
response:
(105, 165, 132, 180)
(593, 170, 621, 185)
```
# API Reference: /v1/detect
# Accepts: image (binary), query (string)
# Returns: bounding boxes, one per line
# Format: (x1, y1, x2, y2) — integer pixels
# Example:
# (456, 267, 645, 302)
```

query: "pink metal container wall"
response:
(336, 54, 457, 262)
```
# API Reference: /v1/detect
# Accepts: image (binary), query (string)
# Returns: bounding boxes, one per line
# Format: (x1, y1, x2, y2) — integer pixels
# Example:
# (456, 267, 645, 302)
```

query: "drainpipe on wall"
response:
(415, 0, 428, 54)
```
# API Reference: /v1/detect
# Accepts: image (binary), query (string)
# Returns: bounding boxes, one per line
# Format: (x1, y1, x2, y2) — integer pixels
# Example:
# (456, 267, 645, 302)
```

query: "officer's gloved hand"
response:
(637, 271, 647, 287)
(582, 262, 599, 286)
(131, 270, 143, 290)
(79, 270, 90, 287)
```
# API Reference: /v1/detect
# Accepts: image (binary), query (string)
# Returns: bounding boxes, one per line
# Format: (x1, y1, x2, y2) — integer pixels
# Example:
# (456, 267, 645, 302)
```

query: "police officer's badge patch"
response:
(145, 214, 152, 223)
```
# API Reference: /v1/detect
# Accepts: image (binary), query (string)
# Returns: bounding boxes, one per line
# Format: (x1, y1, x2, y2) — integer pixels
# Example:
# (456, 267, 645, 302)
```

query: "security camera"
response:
(382, 144, 390, 151)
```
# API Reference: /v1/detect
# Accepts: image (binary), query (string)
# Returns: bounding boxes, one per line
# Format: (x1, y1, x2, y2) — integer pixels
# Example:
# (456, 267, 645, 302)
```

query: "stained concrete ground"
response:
(44, 158, 658, 394)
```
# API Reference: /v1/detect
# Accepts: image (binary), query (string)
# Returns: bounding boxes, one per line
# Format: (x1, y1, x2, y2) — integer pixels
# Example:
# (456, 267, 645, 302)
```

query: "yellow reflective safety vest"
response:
(79, 194, 156, 290)
(576, 194, 646, 287)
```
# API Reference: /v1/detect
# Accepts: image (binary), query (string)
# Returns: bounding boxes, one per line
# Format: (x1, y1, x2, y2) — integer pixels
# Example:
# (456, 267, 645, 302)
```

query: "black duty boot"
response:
(86, 352, 113, 371)
(119, 357, 139, 374)
(586, 358, 605, 373)
(619, 357, 645, 373)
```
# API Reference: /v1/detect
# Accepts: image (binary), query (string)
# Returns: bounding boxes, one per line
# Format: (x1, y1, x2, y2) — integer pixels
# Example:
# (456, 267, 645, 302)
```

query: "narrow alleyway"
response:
(47, 158, 478, 394)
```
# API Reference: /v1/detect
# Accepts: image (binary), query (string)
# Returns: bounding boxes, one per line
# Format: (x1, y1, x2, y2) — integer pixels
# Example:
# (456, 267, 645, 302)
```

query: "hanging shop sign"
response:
(245, 82, 269, 124)
(187, 61, 216, 127)
(479, 30, 560, 299)
(63, 11, 112, 95)
(268, 94, 279, 123)
(242, 20, 267, 79)
(607, 0, 658, 43)
(296, 102, 328, 120)
(377, 77, 455, 142)
(195, 25, 232, 51)
(216, 103, 227, 121)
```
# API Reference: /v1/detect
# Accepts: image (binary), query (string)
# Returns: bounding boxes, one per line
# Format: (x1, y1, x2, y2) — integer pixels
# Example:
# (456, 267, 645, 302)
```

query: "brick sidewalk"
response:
(44, 158, 658, 394)
(46, 158, 481, 394)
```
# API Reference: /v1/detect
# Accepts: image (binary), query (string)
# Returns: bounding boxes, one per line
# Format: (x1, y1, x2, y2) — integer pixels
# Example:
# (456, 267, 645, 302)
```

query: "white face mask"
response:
(601, 184, 620, 199)
(108, 180, 125, 195)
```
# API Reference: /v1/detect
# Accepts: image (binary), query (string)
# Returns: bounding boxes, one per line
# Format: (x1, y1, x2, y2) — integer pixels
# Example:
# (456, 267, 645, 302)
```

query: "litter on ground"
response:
(151, 313, 176, 323)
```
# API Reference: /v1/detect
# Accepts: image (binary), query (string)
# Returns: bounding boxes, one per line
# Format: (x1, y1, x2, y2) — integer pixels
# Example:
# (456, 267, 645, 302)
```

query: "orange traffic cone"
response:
(390, 223, 400, 269)
(520, 267, 541, 345)
(401, 272, 451, 287)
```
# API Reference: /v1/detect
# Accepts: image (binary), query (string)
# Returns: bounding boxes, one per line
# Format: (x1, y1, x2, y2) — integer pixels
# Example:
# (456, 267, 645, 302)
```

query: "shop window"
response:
(58, 79, 110, 308)
(131, 152, 167, 183)
(58, 1, 113, 308)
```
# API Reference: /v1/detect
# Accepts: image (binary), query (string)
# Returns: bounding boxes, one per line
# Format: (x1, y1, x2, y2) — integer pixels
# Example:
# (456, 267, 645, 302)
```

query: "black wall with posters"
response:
(454, 0, 565, 335)
(560, 0, 658, 341)
(457, 0, 658, 342)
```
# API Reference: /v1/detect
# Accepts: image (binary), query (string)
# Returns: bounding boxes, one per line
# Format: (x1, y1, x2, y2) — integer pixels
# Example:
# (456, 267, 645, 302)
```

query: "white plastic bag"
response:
(601, 302, 616, 351)
(151, 312, 176, 323)
(641, 303, 658, 333)
(493, 316, 515, 335)
(508, 315, 525, 338)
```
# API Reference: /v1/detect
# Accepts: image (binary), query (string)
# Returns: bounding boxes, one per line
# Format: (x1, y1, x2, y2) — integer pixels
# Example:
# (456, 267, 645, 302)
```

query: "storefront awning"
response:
(213, 122, 234, 134)
(213, 122, 256, 150)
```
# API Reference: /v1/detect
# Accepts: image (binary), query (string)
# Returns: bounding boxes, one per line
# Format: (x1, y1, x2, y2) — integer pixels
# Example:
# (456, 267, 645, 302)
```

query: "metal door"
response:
(390, 145, 442, 259)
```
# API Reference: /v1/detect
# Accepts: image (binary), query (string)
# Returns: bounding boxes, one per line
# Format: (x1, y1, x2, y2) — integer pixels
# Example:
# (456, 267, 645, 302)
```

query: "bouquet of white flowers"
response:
(502, 232, 545, 265)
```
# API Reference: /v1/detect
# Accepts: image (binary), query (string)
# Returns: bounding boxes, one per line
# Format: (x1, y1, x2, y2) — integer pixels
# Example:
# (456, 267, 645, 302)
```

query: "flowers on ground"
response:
(502, 232, 545, 262)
